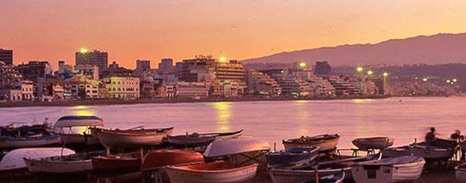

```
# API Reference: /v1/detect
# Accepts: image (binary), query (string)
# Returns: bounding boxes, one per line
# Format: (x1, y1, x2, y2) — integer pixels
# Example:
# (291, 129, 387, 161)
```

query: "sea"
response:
(1, 97, 465, 150)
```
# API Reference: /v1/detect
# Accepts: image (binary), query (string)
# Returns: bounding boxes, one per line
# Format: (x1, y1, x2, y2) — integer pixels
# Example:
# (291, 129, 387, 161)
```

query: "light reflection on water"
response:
(1, 97, 466, 150)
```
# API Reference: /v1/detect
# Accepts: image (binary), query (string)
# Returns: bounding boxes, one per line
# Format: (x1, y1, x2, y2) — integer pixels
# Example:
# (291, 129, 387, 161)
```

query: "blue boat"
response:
(298, 172, 345, 183)
(266, 147, 320, 167)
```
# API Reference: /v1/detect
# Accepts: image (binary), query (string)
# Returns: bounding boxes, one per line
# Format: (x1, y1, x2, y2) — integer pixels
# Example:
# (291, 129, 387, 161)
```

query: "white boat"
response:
(352, 137, 394, 150)
(283, 134, 340, 152)
(54, 116, 104, 145)
(352, 156, 425, 183)
(456, 163, 466, 182)
(382, 144, 455, 161)
(0, 134, 60, 149)
(0, 148, 75, 172)
(203, 137, 270, 158)
(167, 130, 243, 146)
(269, 154, 380, 183)
(96, 127, 173, 148)
(165, 161, 259, 183)
(298, 172, 345, 183)
(24, 151, 103, 174)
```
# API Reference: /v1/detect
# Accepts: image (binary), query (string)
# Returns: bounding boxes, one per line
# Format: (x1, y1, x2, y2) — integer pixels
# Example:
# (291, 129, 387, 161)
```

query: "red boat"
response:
(140, 149, 204, 171)
(91, 151, 142, 172)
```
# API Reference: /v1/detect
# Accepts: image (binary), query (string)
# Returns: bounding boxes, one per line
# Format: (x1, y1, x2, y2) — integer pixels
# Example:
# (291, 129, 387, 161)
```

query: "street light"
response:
(367, 70, 373, 76)
(299, 62, 306, 68)
(453, 79, 458, 82)
(446, 79, 451, 83)
(423, 78, 428, 82)
(383, 72, 388, 77)
(356, 67, 363, 73)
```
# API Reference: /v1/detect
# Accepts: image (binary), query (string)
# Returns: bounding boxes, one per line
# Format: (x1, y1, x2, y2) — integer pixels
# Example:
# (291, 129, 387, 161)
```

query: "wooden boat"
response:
(0, 122, 52, 137)
(283, 134, 340, 152)
(24, 151, 104, 174)
(140, 149, 204, 171)
(352, 137, 394, 150)
(165, 161, 259, 183)
(54, 115, 104, 145)
(297, 172, 345, 183)
(0, 148, 75, 172)
(91, 151, 142, 172)
(0, 134, 60, 149)
(166, 130, 243, 146)
(96, 127, 173, 148)
(266, 147, 320, 167)
(269, 154, 380, 183)
(455, 163, 466, 182)
(382, 144, 455, 161)
(352, 156, 425, 183)
(204, 137, 270, 158)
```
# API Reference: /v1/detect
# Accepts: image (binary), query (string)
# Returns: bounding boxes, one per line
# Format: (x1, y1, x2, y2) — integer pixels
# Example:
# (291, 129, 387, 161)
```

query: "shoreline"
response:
(0, 96, 390, 108)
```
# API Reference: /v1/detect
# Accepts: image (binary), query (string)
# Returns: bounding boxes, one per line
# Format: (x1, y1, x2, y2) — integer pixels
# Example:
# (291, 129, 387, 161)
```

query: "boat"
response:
(53, 115, 104, 145)
(0, 122, 52, 138)
(0, 148, 75, 172)
(24, 151, 104, 174)
(0, 134, 60, 149)
(95, 127, 173, 148)
(204, 137, 270, 158)
(165, 161, 259, 183)
(266, 147, 320, 167)
(91, 151, 142, 172)
(455, 163, 466, 182)
(297, 172, 345, 183)
(167, 130, 243, 146)
(352, 156, 425, 183)
(382, 144, 455, 161)
(283, 134, 340, 152)
(269, 154, 381, 183)
(140, 149, 204, 171)
(352, 137, 394, 150)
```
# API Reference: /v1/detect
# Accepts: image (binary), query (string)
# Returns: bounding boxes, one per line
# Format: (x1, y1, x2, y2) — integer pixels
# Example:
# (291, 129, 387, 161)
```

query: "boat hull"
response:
(0, 135, 60, 149)
(283, 135, 339, 152)
(269, 167, 350, 183)
(167, 130, 243, 146)
(166, 162, 258, 183)
(97, 128, 173, 148)
(352, 137, 394, 150)
(24, 158, 92, 173)
(352, 157, 425, 183)
(92, 152, 141, 172)
(266, 148, 319, 167)
(141, 150, 204, 171)
(59, 133, 100, 145)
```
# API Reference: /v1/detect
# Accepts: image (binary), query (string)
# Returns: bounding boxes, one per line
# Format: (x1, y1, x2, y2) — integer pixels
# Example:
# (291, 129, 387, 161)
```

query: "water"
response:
(1, 97, 465, 150)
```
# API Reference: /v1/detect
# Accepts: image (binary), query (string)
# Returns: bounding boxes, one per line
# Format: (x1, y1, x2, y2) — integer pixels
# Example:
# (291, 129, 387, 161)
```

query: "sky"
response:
(1, 0, 466, 69)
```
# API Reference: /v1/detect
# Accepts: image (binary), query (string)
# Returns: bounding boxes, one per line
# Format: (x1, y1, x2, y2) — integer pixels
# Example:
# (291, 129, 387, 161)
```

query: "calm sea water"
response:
(1, 97, 465, 150)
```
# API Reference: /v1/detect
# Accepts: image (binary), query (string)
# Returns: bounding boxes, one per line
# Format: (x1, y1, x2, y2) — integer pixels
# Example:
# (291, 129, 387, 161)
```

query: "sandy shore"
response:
(0, 96, 389, 108)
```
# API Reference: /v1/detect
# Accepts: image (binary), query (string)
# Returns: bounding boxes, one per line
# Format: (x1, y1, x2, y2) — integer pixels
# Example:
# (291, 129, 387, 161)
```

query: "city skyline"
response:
(1, 0, 466, 69)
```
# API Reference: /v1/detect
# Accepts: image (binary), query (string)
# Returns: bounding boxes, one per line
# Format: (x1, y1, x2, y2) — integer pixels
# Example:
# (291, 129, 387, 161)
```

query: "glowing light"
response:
(212, 102, 231, 132)
(79, 48, 88, 54)
(219, 56, 227, 62)
(299, 62, 306, 68)
(446, 79, 451, 83)
(453, 79, 458, 82)
(367, 70, 373, 75)
(352, 99, 373, 104)
(356, 67, 363, 73)
(422, 78, 428, 82)
(383, 72, 388, 77)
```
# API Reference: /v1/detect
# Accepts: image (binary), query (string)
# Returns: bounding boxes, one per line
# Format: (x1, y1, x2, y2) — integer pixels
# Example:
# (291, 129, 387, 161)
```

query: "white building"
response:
(171, 82, 208, 99)
(103, 77, 140, 99)
(64, 75, 100, 99)
(19, 80, 34, 101)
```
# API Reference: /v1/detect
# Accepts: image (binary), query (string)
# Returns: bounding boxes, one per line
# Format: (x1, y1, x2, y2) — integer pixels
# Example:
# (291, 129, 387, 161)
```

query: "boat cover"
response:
(204, 137, 270, 157)
(54, 116, 104, 127)
(357, 155, 424, 166)
(0, 148, 75, 171)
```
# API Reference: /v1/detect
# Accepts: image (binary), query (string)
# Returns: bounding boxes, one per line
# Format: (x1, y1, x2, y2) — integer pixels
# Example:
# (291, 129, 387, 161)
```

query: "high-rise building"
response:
(0, 49, 13, 66)
(158, 58, 174, 74)
(14, 61, 53, 81)
(58, 61, 73, 74)
(75, 50, 108, 76)
(136, 60, 151, 72)
(314, 61, 331, 75)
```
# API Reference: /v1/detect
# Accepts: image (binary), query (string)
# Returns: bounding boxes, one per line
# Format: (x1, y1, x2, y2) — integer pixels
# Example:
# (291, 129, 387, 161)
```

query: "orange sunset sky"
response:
(1, 0, 466, 69)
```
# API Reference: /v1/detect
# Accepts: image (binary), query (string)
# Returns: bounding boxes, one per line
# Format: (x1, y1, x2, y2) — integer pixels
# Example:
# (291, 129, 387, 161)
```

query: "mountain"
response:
(241, 33, 466, 66)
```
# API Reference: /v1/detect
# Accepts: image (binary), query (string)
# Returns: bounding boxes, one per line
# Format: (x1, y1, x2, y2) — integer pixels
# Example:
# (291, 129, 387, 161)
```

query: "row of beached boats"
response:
(2, 116, 466, 183)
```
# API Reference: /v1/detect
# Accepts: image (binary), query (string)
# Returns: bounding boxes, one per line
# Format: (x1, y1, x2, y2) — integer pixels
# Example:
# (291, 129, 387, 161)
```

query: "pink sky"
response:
(1, 0, 466, 69)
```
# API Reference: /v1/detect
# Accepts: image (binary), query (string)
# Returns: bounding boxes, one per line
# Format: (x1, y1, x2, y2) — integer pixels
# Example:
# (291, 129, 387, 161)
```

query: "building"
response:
(158, 58, 175, 75)
(14, 61, 53, 81)
(171, 82, 209, 98)
(179, 57, 216, 82)
(0, 88, 22, 101)
(102, 77, 140, 99)
(314, 61, 331, 75)
(136, 60, 151, 71)
(75, 50, 108, 76)
(64, 75, 100, 99)
(0, 49, 13, 66)
(244, 62, 302, 71)
(18, 80, 34, 101)
(58, 61, 73, 74)
(106, 61, 133, 77)
(0, 62, 22, 89)
(75, 64, 99, 80)
(213, 60, 247, 95)
(245, 70, 282, 96)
